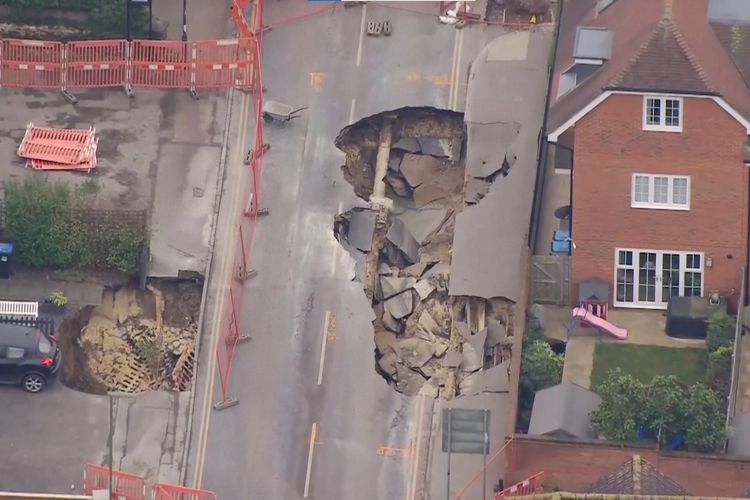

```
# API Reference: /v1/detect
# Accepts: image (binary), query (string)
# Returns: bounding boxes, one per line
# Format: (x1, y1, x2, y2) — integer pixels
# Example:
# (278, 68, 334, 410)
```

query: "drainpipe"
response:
(555, 142, 574, 254)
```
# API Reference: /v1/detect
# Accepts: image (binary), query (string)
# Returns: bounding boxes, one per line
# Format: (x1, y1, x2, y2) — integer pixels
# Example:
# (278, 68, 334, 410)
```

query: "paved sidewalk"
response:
(425, 27, 554, 499)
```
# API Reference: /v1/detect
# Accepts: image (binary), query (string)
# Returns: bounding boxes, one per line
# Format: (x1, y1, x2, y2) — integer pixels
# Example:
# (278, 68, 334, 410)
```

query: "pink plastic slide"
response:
(572, 307, 628, 340)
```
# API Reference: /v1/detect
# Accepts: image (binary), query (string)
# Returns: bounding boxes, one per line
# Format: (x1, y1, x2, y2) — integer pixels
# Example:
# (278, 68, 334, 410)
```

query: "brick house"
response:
(546, 0, 750, 309)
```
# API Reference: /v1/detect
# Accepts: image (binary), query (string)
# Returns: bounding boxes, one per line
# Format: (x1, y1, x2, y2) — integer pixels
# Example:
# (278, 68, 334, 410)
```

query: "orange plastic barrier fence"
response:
(193, 38, 255, 89)
(130, 40, 190, 88)
(83, 464, 146, 500)
(17, 124, 96, 165)
(0, 39, 62, 88)
(152, 483, 217, 500)
(65, 39, 128, 88)
(494, 472, 544, 499)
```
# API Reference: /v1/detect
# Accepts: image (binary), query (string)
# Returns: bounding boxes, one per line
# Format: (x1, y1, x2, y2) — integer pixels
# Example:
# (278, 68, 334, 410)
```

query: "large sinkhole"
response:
(58, 279, 202, 395)
(333, 107, 515, 398)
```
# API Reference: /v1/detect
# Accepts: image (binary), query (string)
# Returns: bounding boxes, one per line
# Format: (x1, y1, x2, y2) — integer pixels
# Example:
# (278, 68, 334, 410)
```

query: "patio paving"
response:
(538, 305, 705, 388)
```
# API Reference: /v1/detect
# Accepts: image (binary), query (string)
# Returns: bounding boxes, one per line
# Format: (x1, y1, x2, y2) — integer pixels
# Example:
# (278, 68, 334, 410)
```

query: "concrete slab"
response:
(450, 30, 553, 301)
(465, 177, 492, 204)
(483, 360, 511, 392)
(395, 207, 448, 245)
(400, 153, 443, 188)
(149, 143, 220, 277)
(487, 317, 507, 346)
(386, 217, 420, 264)
(380, 275, 416, 299)
(392, 137, 421, 153)
(414, 279, 436, 300)
(385, 290, 414, 319)
(112, 390, 190, 486)
(417, 137, 452, 158)
(348, 209, 376, 252)
(486, 30, 531, 61)
(465, 122, 521, 179)
(442, 350, 463, 367)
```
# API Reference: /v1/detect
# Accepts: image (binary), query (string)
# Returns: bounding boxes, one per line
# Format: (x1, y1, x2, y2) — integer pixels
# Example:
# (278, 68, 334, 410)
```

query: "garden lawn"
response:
(590, 343, 707, 389)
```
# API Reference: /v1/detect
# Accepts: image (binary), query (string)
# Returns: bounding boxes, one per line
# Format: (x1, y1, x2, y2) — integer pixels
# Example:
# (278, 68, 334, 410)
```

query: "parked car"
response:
(0, 324, 61, 393)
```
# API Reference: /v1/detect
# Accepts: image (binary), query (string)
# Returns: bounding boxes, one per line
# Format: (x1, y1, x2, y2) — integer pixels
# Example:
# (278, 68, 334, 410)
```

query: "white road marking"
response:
(193, 90, 253, 488)
(349, 98, 356, 124)
(448, 27, 460, 110)
(317, 311, 332, 385)
(452, 27, 465, 110)
(356, 5, 367, 67)
(303, 422, 318, 498)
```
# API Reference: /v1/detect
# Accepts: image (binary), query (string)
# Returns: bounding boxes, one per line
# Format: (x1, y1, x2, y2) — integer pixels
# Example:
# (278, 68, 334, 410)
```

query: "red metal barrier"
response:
(214, 0, 264, 407)
(192, 38, 255, 89)
(130, 40, 190, 88)
(0, 39, 62, 88)
(65, 39, 128, 88)
(494, 472, 544, 499)
(83, 464, 146, 500)
(152, 482, 216, 500)
(231, 0, 253, 39)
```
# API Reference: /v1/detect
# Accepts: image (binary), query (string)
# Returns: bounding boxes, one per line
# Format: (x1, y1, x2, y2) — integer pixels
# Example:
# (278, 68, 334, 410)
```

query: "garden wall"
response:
(507, 435, 750, 497)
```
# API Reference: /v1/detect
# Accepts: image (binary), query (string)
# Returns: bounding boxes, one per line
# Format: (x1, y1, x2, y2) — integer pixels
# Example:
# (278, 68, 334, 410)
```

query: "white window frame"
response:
(631, 174, 690, 210)
(613, 248, 704, 309)
(642, 95, 683, 132)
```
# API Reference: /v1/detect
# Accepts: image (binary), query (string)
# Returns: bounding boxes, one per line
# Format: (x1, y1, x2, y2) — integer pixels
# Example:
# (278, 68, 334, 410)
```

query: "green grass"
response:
(590, 343, 707, 389)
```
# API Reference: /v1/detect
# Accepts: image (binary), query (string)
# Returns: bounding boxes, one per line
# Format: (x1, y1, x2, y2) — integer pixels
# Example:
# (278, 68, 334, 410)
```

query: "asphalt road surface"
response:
(188, 3, 490, 499)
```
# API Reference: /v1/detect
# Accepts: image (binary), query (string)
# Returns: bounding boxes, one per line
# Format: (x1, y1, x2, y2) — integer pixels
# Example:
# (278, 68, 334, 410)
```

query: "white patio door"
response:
(615, 249, 703, 308)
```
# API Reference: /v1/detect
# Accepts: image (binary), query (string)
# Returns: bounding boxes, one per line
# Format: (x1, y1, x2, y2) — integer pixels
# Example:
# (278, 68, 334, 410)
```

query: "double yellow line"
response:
(191, 84, 253, 490)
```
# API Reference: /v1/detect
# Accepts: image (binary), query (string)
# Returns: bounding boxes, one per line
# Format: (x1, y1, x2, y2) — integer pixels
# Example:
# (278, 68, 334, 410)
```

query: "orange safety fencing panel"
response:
(231, 0, 253, 39)
(0, 39, 62, 88)
(152, 482, 217, 500)
(494, 472, 544, 499)
(17, 123, 96, 165)
(130, 40, 190, 88)
(193, 38, 255, 89)
(83, 464, 146, 500)
(66, 39, 128, 88)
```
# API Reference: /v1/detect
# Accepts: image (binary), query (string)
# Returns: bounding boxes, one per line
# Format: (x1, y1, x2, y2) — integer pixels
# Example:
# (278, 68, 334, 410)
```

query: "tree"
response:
(684, 383, 726, 452)
(591, 368, 646, 441)
(517, 328, 563, 431)
(641, 375, 688, 445)
(706, 310, 735, 352)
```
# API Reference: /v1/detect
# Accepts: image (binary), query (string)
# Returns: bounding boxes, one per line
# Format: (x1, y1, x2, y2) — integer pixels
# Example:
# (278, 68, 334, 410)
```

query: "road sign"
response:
(442, 408, 490, 454)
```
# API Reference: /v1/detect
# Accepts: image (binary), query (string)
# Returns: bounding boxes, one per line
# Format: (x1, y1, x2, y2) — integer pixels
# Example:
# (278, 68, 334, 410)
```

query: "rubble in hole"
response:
(58, 280, 201, 394)
(334, 107, 515, 398)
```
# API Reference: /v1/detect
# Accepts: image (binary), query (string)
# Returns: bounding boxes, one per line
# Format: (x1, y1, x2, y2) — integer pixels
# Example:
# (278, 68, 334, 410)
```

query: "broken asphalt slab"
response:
(395, 207, 448, 245)
(449, 29, 553, 301)
(386, 217, 421, 264)
(347, 209, 376, 251)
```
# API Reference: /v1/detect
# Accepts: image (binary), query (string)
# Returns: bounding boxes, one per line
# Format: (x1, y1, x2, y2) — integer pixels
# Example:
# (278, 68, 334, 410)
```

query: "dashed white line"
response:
(356, 5, 367, 67)
(303, 422, 318, 498)
(317, 311, 332, 385)
(349, 98, 357, 124)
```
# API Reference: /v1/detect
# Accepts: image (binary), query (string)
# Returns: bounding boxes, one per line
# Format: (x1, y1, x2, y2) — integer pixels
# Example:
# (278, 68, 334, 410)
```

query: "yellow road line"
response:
(192, 89, 252, 489)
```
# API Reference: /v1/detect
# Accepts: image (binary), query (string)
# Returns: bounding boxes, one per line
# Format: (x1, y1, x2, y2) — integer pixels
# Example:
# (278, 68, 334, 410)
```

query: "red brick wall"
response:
(507, 435, 750, 496)
(571, 93, 749, 307)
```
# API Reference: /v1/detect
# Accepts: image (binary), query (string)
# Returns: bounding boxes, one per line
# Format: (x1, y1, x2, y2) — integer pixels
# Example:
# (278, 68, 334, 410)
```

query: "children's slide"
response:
(572, 307, 628, 340)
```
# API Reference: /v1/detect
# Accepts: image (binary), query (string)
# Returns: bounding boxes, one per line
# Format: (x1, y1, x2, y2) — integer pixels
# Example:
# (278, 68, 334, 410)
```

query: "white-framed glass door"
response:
(614, 249, 703, 308)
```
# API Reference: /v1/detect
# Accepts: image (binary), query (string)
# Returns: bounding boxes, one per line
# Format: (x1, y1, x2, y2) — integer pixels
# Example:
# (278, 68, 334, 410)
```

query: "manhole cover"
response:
(193, 187, 204, 198)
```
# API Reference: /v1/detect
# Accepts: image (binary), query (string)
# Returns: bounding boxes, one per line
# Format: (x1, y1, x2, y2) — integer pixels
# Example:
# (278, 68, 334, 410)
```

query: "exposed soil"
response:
(58, 279, 201, 394)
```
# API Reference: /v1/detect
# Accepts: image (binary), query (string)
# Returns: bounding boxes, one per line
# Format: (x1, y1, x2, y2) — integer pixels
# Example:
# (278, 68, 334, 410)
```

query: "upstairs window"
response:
(643, 96, 682, 132)
(632, 174, 690, 210)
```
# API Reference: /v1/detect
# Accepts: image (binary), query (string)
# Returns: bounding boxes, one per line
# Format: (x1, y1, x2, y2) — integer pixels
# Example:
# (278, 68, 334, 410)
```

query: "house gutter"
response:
(527, 0, 564, 250)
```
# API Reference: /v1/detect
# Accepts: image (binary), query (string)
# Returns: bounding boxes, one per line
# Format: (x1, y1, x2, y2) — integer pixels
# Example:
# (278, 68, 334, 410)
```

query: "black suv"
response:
(0, 324, 61, 393)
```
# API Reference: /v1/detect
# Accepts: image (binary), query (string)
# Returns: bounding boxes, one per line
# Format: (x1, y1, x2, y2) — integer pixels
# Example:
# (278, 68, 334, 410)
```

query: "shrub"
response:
(706, 310, 735, 352)
(707, 345, 732, 402)
(3, 177, 146, 275)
